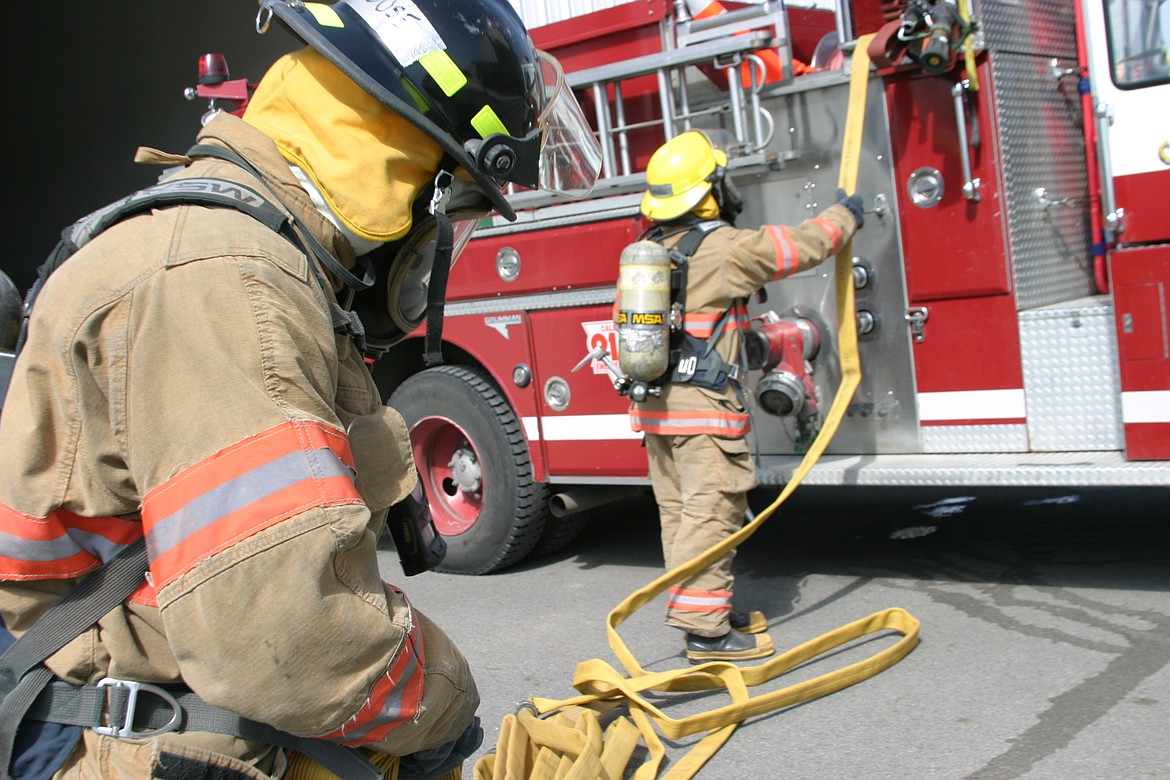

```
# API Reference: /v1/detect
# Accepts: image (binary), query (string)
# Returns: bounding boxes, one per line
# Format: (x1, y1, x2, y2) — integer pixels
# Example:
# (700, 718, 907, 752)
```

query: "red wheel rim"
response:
(409, 416, 484, 536)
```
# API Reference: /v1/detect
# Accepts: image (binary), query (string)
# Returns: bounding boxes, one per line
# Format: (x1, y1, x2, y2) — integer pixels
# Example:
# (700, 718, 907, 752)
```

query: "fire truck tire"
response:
(530, 510, 589, 559)
(389, 364, 549, 575)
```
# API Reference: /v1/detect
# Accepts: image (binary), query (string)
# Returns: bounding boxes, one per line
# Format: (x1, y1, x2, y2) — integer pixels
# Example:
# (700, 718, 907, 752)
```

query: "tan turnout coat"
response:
(0, 113, 476, 777)
(633, 205, 857, 636)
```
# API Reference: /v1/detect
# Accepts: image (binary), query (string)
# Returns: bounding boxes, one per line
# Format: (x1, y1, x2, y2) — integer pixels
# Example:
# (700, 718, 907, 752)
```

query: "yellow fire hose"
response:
(958, 0, 980, 91)
(471, 33, 921, 780)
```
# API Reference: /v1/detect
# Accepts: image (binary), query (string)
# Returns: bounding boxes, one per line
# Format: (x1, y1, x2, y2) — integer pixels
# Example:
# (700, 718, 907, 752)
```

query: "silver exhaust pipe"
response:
(549, 486, 645, 518)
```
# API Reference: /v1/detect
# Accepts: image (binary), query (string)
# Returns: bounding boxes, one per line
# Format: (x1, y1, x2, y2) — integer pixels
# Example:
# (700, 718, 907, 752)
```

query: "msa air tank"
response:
(615, 240, 671, 382)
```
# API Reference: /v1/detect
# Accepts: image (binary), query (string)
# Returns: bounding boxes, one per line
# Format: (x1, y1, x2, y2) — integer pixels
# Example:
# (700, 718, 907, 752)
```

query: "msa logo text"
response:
(616, 312, 664, 326)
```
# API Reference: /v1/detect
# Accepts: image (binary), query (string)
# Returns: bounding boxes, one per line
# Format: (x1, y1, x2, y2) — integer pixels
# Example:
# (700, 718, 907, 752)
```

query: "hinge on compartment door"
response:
(905, 306, 929, 343)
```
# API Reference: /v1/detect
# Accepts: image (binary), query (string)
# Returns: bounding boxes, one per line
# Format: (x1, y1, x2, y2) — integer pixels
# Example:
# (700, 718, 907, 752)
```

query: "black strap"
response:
(0, 537, 379, 779)
(17, 178, 291, 355)
(25, 681, 380, 780)
(673, 220, 724, 257)
(0, 539, 147, 775)
(66, 179, 289, 250)
(14, 149, 377, 357)
(185, 144, 375, 293)
(642, 219, 726, 335)
(422, 208, 453, 368)
(0, 541, 147, 696)
(183, 144, 373, 350)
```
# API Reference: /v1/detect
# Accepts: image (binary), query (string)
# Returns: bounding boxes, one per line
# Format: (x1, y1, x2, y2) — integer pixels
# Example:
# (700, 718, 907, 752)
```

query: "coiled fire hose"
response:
(470, 33, 920, 780)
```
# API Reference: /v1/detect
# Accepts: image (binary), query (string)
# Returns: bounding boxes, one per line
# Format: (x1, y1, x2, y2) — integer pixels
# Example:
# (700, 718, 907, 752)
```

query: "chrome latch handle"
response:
(951, 80, 981, 202)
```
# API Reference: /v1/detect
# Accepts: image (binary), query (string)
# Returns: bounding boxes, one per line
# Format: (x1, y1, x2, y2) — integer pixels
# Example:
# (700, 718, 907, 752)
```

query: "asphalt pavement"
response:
(378, 485, 1170, 779)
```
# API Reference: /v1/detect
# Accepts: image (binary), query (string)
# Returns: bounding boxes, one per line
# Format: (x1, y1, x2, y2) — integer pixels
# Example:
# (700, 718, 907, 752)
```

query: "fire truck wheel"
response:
(390, 364, 550, 575)
(530, 510, 589, 559)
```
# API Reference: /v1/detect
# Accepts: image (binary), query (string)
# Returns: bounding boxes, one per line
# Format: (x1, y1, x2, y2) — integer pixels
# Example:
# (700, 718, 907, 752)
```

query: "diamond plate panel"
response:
(921, 424, 1029, 453)
(991, 51, 1097, 309)
(1020, 300, 1124, 450)
(979, 0, 1079, 59)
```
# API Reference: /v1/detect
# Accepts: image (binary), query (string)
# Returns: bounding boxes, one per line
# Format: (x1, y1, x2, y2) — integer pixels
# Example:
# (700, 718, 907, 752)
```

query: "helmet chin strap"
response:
(422, 170, 455, 368)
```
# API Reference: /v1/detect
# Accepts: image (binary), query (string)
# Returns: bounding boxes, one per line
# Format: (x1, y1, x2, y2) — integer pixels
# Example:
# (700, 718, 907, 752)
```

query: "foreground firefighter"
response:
(0, 0, 600, 777)
(625, 131, 863, 663)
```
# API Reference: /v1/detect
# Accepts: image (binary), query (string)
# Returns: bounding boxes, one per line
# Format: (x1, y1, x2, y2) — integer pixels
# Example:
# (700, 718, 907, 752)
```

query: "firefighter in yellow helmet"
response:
(0, 1, 599, 778)
(632, 130, 862, 663)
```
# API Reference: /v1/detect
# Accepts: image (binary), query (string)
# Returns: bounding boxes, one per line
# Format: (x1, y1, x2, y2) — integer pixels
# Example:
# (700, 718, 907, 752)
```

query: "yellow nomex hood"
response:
(243, 47, 444, 244)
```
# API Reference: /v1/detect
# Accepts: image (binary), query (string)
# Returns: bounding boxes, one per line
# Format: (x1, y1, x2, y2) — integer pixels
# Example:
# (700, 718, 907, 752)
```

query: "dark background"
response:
(6, 3, 298, 293)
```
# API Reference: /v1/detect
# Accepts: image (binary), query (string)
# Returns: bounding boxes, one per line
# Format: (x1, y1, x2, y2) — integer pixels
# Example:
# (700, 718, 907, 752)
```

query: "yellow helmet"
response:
(640, 131, 728, 221)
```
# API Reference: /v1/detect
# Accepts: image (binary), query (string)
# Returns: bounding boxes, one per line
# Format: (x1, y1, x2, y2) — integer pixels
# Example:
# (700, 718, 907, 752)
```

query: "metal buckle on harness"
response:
(93, 677, 181, 739)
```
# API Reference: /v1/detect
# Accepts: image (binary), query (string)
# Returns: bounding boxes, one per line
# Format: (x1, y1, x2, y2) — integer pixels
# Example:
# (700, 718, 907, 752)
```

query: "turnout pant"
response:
(644, 432, 757, 637)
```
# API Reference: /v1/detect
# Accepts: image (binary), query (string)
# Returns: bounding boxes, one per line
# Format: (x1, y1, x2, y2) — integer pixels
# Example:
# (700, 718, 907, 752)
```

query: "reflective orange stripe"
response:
(765, 225, 798, 278)
(668, 586, 733, 614)
(809, 216, 844, 254)
(142, 420, 362, 590)
(630, 408, 750, 437)
(0, 504, 141, 580)
(683, 307, 749, 339)
(320, 588, 426, 745)
(128, 579, 158, 607)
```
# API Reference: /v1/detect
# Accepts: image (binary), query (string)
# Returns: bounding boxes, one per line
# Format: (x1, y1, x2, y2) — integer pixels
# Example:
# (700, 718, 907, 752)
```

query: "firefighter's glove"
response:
(398, 716, 483, 779)
(836, 188, 865, 229)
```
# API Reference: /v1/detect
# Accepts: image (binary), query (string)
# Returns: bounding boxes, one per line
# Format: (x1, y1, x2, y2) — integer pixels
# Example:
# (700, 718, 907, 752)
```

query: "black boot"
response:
(685, 627, 774, 664)
(729, 609, 767, 634)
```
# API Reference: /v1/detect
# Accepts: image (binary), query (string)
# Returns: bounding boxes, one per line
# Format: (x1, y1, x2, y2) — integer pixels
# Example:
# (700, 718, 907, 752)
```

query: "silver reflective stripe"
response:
(632, 415, 748, 433)
(669, 592, 731, 608)
(331, 652, 422, 742)
(145, 449, 352, 559)
(0, 530, 84, 563)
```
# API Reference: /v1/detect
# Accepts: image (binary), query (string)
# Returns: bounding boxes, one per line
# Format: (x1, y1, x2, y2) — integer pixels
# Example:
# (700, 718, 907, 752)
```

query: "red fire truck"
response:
(369, 0, 1170, 574)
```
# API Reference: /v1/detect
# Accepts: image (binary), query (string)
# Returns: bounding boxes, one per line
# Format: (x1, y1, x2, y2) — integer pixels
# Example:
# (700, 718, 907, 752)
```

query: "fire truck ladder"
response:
(528, 2, 793, 211)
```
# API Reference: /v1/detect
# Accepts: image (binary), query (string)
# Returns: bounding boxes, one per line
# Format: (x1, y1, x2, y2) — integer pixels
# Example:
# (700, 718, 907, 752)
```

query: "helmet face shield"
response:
(260, 0, 600, 219)
(532, 51, 602, 200)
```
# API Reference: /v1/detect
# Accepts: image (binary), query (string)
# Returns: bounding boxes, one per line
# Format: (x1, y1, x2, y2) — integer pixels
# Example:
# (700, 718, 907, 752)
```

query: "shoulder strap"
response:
(17, 178, 290, 354)
(636, 220, 728, 334)
(670, 220, 728, 339)
(639, 219, 726, 257)
(672, 219, 726, 260)
(184, 144, 376, 352)
(68, 178, 288, 252)
(17, 149, 375, 356)
(184, 144, 374, 294)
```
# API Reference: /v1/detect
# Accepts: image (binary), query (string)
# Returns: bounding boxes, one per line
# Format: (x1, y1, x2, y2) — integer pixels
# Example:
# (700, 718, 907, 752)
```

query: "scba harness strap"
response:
(0, 542, 383, 780)
(643, 220, 743, 391)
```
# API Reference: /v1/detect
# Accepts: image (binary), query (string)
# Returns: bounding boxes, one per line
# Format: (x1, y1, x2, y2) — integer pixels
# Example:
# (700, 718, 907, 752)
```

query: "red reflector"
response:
(197, 53, 230, 85)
